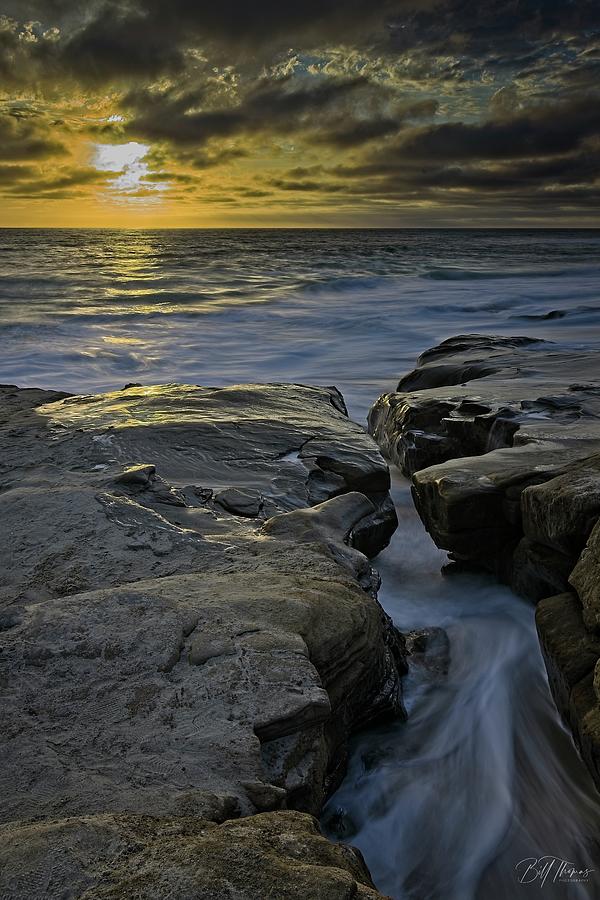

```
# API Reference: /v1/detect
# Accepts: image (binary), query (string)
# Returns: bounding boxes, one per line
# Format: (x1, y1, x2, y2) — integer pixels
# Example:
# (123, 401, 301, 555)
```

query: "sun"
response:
(91, 142, 168, 196)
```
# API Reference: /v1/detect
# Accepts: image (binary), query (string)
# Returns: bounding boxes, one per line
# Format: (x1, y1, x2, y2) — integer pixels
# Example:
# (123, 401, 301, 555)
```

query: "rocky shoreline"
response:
(4, 342, 600, 896)
(0, 381, 403, 898)
(369, 334, 600, 793)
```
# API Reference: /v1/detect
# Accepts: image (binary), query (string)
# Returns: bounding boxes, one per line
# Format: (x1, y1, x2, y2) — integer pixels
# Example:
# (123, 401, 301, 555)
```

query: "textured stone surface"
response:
(368, 334, 600, 592)
(0, 381, 404, 895)
(521, 459, 600, 557)
(0, 811, 387, 900)
(369, 334, 600, 791)
(0, 541, 405, 824)
(536, 594, 600, 715)
(570, 518, 600, 632)
(1, 382, 396, 605)
(37, 380, 391, 507)
(369, 335, 600, 477)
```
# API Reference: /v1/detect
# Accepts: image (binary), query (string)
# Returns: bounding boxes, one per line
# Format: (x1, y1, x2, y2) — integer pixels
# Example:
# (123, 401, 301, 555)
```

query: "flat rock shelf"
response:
(0, 382, 406, 900)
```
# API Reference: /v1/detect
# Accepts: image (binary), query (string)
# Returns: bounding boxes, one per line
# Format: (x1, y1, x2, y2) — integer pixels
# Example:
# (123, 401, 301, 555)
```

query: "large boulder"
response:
(570, 518, 600, 632)
(0, 382, 396, 604)
(536, 593, 600, 790)
(0, 540, 404, 825)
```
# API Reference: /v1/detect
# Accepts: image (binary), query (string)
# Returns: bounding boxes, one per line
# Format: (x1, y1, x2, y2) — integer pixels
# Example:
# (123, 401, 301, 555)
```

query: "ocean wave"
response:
(421, 265, 600, 281)
(516, 304, 600, 321)
(1, 229, 600, 405)
(301, 274, 390, 294)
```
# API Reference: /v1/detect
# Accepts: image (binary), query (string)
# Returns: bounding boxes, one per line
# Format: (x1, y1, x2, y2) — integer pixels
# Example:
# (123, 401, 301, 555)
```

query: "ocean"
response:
(2, 228, 600, 419)
(3, 228, 600, 899)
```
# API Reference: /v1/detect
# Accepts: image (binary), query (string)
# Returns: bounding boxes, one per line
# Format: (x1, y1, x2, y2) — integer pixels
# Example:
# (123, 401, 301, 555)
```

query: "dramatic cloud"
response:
(389, 96, 600, 161)
(0, 0, 598, 223)
(6, 165, 115, 196)
(326, 93, 600, 205)
(0, 108, 66, 160)
(124, 77, 373, 146)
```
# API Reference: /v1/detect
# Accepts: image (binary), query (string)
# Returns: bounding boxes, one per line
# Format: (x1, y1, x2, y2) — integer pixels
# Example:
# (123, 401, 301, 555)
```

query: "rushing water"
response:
(2, 228, 600, 897)
(322, 477, 600, 899)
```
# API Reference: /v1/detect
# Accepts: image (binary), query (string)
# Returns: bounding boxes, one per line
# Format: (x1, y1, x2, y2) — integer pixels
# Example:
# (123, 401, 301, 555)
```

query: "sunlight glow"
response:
(91, 142, 168, 197)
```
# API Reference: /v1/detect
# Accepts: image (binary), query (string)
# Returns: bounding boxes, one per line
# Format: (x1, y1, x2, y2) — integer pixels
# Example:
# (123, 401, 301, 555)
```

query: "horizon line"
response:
(1, 225, 600, 231)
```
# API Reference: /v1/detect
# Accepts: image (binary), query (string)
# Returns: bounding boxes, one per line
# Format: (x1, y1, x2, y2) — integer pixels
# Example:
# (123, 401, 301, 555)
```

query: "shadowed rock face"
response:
(368, 335, 600, 592)
(0, 812, 385, 900)
(536, 593, 600, 788)
(1, 546, 404, 825)
(368, 334, 600, 791)
(0, 382, 401, 899)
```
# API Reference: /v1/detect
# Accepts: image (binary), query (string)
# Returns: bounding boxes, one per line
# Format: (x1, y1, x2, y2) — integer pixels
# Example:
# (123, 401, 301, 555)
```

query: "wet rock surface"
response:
(0, 381, 400, 898)
(536, 593, 600, 791)
(368, 335, 600, 590)
(1, 381, 396, 604)
(369, 334, 600, 791)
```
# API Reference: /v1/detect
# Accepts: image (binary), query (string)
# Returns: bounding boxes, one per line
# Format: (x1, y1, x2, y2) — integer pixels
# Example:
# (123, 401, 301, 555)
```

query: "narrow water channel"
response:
(322, 473, 600, 900)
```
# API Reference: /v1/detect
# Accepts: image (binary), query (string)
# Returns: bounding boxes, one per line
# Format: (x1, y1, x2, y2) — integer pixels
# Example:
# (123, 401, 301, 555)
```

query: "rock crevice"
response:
(368, 334, 600, 792)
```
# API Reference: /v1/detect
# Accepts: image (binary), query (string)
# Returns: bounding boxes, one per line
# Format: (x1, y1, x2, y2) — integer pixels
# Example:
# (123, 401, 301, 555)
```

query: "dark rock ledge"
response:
(368, 335, 600, 791)
(0, 382, 402, 899)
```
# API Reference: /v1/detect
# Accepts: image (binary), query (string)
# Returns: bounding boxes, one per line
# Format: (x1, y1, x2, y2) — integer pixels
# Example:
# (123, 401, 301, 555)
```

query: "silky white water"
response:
(322, 477, 600, 898)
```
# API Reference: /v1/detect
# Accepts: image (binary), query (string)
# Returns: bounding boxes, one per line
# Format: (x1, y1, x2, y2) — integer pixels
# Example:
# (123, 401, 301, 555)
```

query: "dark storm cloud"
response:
(310, 90, 600, 211)
(140, 171, 198, 184)
(0, 163, 37, 184)
(2, 0, 600, 220)
(6, 166, 113, 194)
(388, 0, 600, 57)
(123, 78, 441, 155)
(0, 110, 66, 160)
(189, 148, 247, 169)
(267, 178, 346, 192)
(6, 0, 599, 84)
(124, 77, 371, 146)
(236, 188, 271, 198)
(315, 117, 402, 147)
(386, 150, 600, 193)
(381, 95, 600, 163)
(0, 0, 399, 85)
(310, 99, 438, 147)
(144, 143, 247, 173)
(63, 0, 397, 71)
(287, 164, 600, 213)
(321, 93, 600, 196)
(61, 5, 186, 81)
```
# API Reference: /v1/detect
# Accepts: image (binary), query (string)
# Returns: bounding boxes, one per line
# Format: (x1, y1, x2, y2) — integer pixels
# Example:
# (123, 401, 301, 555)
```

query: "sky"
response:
(0, 1, 599, 227)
